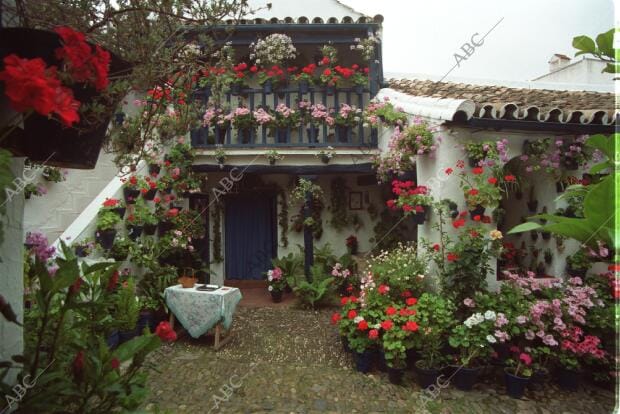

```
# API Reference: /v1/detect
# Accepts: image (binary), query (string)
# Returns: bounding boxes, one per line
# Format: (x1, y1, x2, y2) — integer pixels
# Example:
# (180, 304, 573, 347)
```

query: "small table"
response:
(164, 285, 242, 349)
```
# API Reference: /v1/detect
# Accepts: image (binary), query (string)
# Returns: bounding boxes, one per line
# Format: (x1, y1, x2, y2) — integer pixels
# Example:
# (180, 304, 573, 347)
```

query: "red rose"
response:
(347, 310, 357, 319)
(406, 297, 417, 306)
(331, 313, 341, 325)
(386, 306, 397, 316)
(357, 320, 369, 331)
(472, 167, 484, 175)
(368, 329, 379, 340)
(111, 357, 120, 370)
(488, 177, 498, 185)
(380, 320, 394, 331)
(155, 321, 177, 342)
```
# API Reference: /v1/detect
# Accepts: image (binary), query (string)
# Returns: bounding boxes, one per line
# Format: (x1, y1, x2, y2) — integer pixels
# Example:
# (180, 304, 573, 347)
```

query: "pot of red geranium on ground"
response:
(412, 293, 456, 388)
(504, 351, 533, 399)
(448, 310, 497, 391)
(381, 302, 420, 385)
(266, 266, 285, 302)
(554, 326, 606, 391)
(345, 235, 358, 255)
(122, 175, 142, 204)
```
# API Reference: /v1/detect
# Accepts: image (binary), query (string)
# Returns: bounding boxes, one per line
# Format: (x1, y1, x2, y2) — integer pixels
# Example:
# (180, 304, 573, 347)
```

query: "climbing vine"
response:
(278, 190, 289, 247)
(329, 177, 349, 231)
(211, 202, 223, 263)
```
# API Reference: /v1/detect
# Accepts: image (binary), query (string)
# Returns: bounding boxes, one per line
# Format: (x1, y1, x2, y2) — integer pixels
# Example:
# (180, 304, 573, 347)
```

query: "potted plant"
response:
(544, 249, 553, 265)
(400, 122, 437, 157)
(214, 147, 227, 168)
(448, 311, 497, 391)
(464, 141, 500, 167)
(301, 103, 331, 143)
(139, 177, 158, 201)
(230, 106, 255, 144)
(122, 175, 142, 204)
(412, 293, 455, 388)
(266, 149, 283, 165)
(96, 209, 121, 250)
(315, 146, 335, 164)
(345, 235, 358, 255)
(116, 277, 141, 343)
(126, 198, 150, 240)
(24, 183, 46, 199)
(381, 301, 421, 385)
(504, 351, 533, 399)
(295, 63, 317, 94)
(266, 266, 285, 302)
(386, 180, 433, 225)
(102, 197, 126, 218)
(141, 208, 159, 236)
(458, 166, 502, 219)
(137, 296, 159, 334)
(566, 249, 590, 277)
(350, 66, 368, 94)
(109, 236, 132, 261)
(333, 103, 362, 143)
(270, 103, 300, 143)
(73, 238, 96, 258)
(41, 166, 66, 182)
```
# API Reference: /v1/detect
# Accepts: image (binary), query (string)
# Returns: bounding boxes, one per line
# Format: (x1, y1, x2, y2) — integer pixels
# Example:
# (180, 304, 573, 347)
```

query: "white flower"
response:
(268, 285, 273, 291)
(464, 313, 484, 328)
(268, 275, 273, 282)
(484, 310, 497, 321)
(486, 335, 497, 344)
(353, 316, 364, 323)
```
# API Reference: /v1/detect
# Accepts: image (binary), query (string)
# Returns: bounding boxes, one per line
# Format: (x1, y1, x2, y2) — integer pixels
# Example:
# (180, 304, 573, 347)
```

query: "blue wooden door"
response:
(224, 193, 277, 280)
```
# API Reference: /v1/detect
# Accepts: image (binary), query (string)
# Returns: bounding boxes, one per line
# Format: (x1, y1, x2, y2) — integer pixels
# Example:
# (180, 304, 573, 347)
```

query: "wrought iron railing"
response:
(190, 86, 378, 148)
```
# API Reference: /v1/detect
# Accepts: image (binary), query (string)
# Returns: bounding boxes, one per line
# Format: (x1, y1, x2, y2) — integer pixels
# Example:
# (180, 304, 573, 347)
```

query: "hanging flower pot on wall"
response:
(0, 27, 131, 169)
(298, 79, 309, 94)
(468, 204, 486, 220)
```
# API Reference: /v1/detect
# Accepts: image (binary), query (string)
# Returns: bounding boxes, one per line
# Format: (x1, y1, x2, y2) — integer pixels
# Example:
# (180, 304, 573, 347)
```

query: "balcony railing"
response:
(190, 85, 378, 149)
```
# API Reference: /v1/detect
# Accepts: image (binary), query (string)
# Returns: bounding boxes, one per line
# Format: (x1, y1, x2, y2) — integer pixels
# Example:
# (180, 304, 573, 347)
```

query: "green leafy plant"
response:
(42, 166, 66, 183)
(97, 209, 122, 230)
(566, 249, 591, 272)
(293, 264, 334, 309)
(329, 177, 349, 231)
(458, 166, 503, 209)
(572, 28, 616, 73)
(116, 278, 140, 331)
(413, 293, 456, 369)
(464, 141, 499, 164)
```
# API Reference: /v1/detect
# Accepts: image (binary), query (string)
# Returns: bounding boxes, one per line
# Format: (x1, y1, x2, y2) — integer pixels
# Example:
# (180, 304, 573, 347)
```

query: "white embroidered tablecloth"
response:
(164, 285, 242, 338)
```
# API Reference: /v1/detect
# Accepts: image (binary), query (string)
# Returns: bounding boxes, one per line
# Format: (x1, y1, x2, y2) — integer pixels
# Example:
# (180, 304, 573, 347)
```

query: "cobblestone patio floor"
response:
(143, 307, 615, 413)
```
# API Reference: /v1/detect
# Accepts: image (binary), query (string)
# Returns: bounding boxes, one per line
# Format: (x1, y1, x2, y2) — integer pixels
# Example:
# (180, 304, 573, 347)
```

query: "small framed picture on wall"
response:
(349, 191, 362, 210)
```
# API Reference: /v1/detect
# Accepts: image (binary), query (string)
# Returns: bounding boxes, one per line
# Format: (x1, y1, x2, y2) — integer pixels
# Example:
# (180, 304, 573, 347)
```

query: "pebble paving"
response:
(143, 307, 615, 413)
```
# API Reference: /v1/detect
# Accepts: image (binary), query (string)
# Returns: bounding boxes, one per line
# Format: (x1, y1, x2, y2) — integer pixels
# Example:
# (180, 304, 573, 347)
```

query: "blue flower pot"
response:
(106, 330, 120, 349)
(504, 368, 530, 399)
(263, 80, 273, 94)
(452, 365, 481, 391)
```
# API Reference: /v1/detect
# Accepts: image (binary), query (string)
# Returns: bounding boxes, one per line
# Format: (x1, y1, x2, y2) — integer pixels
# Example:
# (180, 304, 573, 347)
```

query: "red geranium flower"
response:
(482, 215, 491, 224)
(380, 320, 394, 331)
(488, 177, 498, 185)
(357, 320, 369, 331)
(378, 284, 390, 295)
(433, 243, 440, 251)
(107, 271, 119, 291)
(340, 297, 349, 306)
(368, 329, 379, 340)
(452, 218, 466, 229)
(153, 196, 161, 203)
(473, 215, 481, 221)
(103, 198, 118, 207)
(331, 313, 341, 325)
(347, 310, 357, 319)
(70, 277, 83, 294)
(386, 306, 397, 316)
(456, 160, 465, 169)
(72, 350, 84, 380)
(447, 252, 458, 262)
(468, 189, 479, 196)
(349, 296, 358, 303)
(406, 297, 417, 306)
(321, 57, 330, 65)
(401, 290, 412, 298)
(155, 321, 177, 342)
(445, 167, 453, 175)
(472, 167, 484, 175)
(111, 357, 120, 370)
(403, 321, 419, 332)
(470, 230, 479, 237)
(504, 175, 516, 182)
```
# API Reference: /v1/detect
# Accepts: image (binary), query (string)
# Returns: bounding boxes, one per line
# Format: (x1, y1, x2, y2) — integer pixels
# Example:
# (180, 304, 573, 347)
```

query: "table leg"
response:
(213, 323, 233, 350)
(169, 313, 175, 329)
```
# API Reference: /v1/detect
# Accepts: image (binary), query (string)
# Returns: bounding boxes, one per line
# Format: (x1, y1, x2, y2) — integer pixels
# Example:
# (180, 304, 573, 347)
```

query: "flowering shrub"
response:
(412, 293, 456, 369)
(449, 310, 499, 366)
(229, 106, 256, 130)
(362, 98, 407, 128)
(457, 165, 503, 209)
(400, 122, 438, 156)
(250, 33, 297, 66)
(271, 103, 301, 129)
(366, 243, 427, 297)
(334, 103, 362, 127)
(463, 139, 509, 166)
